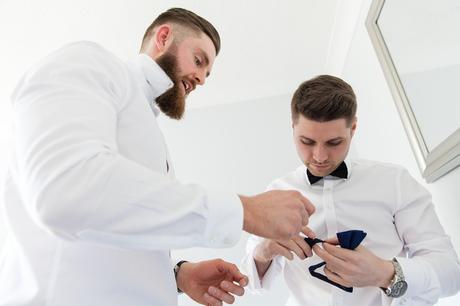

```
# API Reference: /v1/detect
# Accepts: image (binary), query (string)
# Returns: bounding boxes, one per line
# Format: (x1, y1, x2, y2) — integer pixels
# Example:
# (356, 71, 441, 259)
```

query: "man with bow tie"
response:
(242, 75, 460, 306)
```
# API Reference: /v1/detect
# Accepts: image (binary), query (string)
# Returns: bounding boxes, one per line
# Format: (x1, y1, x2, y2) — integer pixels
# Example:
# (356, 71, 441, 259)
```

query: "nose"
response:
(194, 69, 207, 86)
(313, 145, 328, 163)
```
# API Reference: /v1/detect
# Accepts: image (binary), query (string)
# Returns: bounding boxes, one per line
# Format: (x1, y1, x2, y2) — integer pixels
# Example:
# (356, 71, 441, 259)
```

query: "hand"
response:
(176, 259, 249, 306)
(253, 232, 314, 278)
(312, 237, 394, 288)
(240, 190, 315, 240)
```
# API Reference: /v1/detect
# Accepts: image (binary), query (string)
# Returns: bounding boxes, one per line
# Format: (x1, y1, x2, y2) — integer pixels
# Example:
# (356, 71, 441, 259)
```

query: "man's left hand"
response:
(312, 237, 394, 288)
(176, 259, 249, 306)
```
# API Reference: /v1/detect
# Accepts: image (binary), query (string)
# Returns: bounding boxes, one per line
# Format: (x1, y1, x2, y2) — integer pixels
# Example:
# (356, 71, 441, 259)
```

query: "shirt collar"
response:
(133, 53, 174, 116)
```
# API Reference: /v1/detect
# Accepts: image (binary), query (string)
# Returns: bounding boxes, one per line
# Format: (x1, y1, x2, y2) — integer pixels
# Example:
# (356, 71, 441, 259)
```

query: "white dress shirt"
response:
(243, 159, 460, 306)
(0, 41, 243, 306)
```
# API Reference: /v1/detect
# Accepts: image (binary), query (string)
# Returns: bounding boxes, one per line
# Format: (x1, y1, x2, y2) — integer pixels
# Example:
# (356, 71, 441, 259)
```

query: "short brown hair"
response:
(291, 75, 357, 126)
(141, 8, 221, 55)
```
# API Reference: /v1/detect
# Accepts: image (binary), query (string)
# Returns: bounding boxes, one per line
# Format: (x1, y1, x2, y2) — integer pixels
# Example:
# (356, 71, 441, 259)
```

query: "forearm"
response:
(30, 153, 242, 249)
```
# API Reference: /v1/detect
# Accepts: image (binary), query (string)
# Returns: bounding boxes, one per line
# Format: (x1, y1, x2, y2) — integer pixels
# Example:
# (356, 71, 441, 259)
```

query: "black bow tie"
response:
(306, 161, 348, 185)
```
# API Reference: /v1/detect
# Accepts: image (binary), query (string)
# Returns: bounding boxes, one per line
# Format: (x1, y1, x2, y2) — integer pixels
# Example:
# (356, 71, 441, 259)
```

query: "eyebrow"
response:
(301, 136, 344, 142)
(326, 137, 344, 142)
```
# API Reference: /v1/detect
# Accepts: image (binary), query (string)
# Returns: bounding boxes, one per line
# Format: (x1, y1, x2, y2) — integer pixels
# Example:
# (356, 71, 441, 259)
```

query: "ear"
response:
(153, 24, 173, 55)
(350, 117, 357, 137)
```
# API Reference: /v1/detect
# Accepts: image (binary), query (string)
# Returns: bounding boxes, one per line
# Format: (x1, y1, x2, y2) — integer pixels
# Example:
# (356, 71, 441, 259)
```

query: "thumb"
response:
(221, 261, 249, 286)
(324, 236, 339, 245)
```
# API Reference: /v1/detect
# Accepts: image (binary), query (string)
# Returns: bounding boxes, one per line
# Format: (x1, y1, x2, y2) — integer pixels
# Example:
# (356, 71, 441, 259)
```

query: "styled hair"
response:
(291, 75, 357, 126)
(141, 8, 221, 55)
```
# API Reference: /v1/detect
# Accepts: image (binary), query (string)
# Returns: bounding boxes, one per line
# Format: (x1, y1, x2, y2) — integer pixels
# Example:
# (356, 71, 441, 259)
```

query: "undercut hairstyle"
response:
(291, 75, 357, 126)
(141, 8, 221, 55)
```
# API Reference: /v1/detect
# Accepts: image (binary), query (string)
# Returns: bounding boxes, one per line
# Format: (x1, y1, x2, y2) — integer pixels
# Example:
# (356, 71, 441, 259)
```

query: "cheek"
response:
(330, 144, 348, 159)
(295, 143, 312, 160)
(180, 55, 195, 75)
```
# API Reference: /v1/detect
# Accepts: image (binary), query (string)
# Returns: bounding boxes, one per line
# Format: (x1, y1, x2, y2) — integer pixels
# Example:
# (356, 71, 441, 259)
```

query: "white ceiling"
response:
(0, 0, 339, 110)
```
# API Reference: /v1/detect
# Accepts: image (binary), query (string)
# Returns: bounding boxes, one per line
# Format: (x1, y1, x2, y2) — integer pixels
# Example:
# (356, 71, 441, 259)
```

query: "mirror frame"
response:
(366, 0, 460, 183)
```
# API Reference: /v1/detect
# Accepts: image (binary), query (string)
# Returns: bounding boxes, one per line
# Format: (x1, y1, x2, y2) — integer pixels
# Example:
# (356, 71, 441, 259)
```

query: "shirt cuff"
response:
(242, 247, 284, 292)
(203, 190, 243, 248)
(396, 256, 441, 303)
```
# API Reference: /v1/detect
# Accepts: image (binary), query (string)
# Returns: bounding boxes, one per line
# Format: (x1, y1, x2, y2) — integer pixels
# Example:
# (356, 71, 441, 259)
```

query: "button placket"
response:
(323, 179, 338, 237)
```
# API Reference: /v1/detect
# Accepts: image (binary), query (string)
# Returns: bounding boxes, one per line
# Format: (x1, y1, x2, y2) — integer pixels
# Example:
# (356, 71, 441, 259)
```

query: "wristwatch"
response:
(382, 258, 408, 298)
(174, 260, 188, 294)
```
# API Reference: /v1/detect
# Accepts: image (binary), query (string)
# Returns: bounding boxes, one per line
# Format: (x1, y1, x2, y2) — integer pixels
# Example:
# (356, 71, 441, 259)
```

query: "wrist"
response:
(239, 195, 254, 234)
(378, 259, 395, 288)
(175, 261, 192, 293)
(381, 258, 408, 298)
(253, 240, 274, 263)
(253, 250, 273, 279)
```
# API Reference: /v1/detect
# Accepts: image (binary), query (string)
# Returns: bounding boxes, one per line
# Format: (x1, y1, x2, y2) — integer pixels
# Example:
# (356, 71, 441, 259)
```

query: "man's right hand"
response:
(239, 190, 315, 240)
(252, 234, 313, 279)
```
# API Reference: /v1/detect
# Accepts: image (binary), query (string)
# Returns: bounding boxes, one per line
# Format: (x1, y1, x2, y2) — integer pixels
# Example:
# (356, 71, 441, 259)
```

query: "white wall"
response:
(162, 2, 460, 305)
(158, 91, 359, 306)
(159, 95, 298, 306)
(1, 0, 458, 305)
(160, 95, 298, 306)
(339, 1, 460, 305)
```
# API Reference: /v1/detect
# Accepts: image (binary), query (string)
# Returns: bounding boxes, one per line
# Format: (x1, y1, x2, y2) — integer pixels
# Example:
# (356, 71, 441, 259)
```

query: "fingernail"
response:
(209, 286, 217, 294)
(221, 281, 230, 289)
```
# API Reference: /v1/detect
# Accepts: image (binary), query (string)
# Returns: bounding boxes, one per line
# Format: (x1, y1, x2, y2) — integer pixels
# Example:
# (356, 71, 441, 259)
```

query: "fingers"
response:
(313, 243, 352, 279)
(224, 262, 249, 286)
(273, 242, 294, 260)
(324, 236, 339, 245)
(292, 235, 313, 257)
(278, 239, 306, 259)
(312, 243, 345, 266)
(300, 207, 309, 227)
(323, 266, 351, 287)
(322, 242, 353, 261)
(204, 291, 223, 306)
(294, 192, 315, 227)
(207, 286, 235, 304)
(298, 194, 315, 216)
(301, 226, 316, 239)
(220, 280, 245, 296)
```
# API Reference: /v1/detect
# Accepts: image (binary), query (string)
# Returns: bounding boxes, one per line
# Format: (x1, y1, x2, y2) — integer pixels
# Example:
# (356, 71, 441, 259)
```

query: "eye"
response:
(301, 139, 314, 146)
(194, 56, 202, 66)
(327, 141, 343, 147)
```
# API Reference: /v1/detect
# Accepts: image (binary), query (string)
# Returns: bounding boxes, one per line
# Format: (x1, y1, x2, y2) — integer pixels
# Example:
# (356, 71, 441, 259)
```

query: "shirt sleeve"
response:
(241, 181, 287, 292)
(242, 233, 286, 293)
(11, 42, 243, 251)
(393, 169, 460, 305)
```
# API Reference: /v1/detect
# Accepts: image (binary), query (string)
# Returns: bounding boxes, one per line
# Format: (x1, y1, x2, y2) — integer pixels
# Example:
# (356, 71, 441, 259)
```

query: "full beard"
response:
(155, 48, 186, 120)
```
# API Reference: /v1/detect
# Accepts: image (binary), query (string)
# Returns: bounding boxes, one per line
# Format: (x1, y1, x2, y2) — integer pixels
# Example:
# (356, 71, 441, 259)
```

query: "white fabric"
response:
(0, 41, 243, 306)
(243, 159, 460, 306)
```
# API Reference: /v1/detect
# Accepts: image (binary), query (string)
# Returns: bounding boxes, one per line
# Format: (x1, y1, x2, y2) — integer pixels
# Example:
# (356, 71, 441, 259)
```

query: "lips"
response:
(312, 164, 329, 168)
(181, 79, 195, 95)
